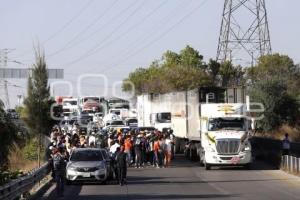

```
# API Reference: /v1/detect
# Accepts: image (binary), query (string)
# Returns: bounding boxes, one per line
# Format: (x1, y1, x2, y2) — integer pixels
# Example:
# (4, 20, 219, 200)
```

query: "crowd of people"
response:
(108, 128, 175, 169)
(46, 123, 175, 197)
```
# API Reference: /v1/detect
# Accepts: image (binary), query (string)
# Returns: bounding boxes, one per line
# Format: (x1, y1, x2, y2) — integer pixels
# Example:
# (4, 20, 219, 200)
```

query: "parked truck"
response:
(137, 87, 252, 169)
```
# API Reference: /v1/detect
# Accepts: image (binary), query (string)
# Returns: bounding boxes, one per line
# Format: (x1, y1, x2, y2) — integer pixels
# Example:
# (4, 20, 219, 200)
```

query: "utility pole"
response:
(0, 48, 15, 109)
(216, 0, 272, 65)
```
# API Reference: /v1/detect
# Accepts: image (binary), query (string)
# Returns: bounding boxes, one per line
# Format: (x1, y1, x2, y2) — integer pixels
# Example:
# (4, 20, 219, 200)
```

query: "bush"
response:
(23, 137, 45, 161)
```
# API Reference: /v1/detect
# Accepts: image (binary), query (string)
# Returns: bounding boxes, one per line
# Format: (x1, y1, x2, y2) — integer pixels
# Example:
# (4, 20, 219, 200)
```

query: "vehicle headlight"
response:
(68, 166, 77, 171)
(96, 162, 105, 169)
(241, 141, 251, 152)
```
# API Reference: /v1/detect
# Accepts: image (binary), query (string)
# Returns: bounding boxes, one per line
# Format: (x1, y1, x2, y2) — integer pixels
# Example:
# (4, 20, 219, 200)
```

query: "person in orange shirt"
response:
(153, 138, 160, 168)
(124, 136, 132, 166)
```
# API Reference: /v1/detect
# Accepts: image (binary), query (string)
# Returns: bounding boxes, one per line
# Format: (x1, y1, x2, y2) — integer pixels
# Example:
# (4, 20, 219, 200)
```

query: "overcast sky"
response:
(1, 0, 300, 108)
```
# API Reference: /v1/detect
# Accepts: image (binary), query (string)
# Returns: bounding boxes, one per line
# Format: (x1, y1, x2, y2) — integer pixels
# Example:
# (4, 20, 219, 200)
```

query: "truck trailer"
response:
(137, 87, 252, 169)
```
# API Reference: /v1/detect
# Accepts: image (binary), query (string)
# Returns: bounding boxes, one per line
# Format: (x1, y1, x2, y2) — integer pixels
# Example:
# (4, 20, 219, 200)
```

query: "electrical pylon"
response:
(216, 0, 272, 65)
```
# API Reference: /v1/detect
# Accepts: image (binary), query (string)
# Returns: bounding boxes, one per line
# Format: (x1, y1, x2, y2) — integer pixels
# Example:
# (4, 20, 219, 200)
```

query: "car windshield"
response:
(208, 118, 245, 131)
(63, 100, 77, 106)
(110, 120, 124, 126)
(84, 97, 100, 103)
(70, 150, 103, 161)
(111, 110, 121, 115)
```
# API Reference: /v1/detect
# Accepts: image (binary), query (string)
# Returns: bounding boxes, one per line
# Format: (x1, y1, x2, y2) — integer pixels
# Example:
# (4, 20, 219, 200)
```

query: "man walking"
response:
(52, 147, 66, 198)
(116, 146, 127, 186)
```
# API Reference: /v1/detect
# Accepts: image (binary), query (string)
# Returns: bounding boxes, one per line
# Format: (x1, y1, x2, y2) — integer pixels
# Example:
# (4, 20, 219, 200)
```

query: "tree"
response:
(122, 46, 211, 94)
(207, 59, 221, 85)
(22, 49, 54, 166)
(250, 78, 299, 132)
(247, 53, 300, 96)
(0, 100, 18, 170)
(219, 61, 245, 87)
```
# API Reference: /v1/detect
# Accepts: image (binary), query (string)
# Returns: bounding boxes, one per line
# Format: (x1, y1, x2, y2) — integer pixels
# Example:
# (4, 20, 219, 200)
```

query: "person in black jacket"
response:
(116, 146, 127, 186)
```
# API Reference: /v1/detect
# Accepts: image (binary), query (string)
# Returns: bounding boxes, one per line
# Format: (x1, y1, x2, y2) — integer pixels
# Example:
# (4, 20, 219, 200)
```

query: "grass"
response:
(255, 124, 300, 142)
(8, 143, 44, 173)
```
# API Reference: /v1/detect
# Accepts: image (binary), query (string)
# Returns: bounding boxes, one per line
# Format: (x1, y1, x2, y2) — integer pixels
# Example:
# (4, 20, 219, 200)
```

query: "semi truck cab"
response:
(200, 104, 252, 170)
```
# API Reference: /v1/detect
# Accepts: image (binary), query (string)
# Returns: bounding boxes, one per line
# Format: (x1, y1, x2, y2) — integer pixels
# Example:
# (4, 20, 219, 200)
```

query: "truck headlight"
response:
(241, 142, 251, 152)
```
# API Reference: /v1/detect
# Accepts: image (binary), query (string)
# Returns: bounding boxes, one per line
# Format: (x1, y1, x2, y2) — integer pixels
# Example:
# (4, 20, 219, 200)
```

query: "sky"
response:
(1, 0, 300, 108)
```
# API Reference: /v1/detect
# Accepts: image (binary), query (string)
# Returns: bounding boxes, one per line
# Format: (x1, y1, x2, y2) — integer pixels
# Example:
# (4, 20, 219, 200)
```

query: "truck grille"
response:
(216, 139, 240, 155)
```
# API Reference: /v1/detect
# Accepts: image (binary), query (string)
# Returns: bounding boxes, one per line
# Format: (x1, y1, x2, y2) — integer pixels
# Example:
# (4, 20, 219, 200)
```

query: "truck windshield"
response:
(157, 112, 171, 123)
(208, 118, 245, 131)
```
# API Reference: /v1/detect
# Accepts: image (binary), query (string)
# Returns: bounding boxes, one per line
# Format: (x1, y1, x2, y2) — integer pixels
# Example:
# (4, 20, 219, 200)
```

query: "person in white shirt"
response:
(110, 140, 121, 155)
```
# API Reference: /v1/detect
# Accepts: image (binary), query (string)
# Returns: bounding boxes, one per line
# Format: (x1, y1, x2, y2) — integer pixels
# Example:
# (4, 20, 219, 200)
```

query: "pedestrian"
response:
(153, 137, 160, 168)
(282, 133, 291, 156)
(116, 146, 127, 186)
(134, 134, 143, 168)
(164, 135, 173, 167)
(52, 147, 66, 198)
(124, 136, 132, 166)
(158, 135, 166, 168)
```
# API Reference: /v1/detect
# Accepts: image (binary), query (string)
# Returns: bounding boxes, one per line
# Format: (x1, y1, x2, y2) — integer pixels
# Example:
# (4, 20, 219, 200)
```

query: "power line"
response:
(43, 0, 95, 44)
(47, 0, 120, 58)
(49, 0, 167, 61)
(15, 0, 94, 58)
(62, 0, 187, 67)
(90, 0, 209, 74)
(63, 0, 146, 66)
(60, 0, 167, 68)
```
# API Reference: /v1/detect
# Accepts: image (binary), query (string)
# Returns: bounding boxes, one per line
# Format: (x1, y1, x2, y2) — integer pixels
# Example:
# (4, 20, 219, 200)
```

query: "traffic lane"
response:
(42, 156, 300, 200)
(198, 161, 300, 200)
(62, 167, 235, 200)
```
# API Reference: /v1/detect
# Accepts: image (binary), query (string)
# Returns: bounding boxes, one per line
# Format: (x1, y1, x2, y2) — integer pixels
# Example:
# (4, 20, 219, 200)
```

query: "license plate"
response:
(82, 173, 91, 178)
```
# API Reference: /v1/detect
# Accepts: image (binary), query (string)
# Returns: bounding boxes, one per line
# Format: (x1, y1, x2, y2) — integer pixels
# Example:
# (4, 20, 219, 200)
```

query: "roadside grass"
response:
(255, 124, 300, 142)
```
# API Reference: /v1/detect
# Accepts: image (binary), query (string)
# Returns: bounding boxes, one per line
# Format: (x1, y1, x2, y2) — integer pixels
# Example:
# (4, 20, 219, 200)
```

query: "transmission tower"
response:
(216, 0, 272, 65)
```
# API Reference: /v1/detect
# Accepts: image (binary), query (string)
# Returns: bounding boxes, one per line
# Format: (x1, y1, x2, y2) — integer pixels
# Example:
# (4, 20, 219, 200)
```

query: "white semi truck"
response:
(137, 87, 252, 169)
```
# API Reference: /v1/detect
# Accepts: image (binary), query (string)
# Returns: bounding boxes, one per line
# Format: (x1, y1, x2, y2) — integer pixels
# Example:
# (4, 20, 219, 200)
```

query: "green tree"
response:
(0, 100, 19, 170)
(250, 78, 299, 132)
(207, 59, 221, 85)
(22, 50, 54, 165)
(219, 61, 245, 87)
(123, 46, 211, 94)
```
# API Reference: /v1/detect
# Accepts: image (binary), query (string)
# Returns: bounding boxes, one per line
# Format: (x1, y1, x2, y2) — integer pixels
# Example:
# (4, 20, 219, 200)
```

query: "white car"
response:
(66, 148, 108, 184)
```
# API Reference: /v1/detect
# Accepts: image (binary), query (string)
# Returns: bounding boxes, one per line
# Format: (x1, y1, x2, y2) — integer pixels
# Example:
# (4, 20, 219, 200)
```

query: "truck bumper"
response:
(205, 151, 252, 165)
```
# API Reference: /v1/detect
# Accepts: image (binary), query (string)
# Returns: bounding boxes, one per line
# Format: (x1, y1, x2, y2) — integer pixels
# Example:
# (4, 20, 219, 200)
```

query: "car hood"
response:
(68, 161, 104, 168)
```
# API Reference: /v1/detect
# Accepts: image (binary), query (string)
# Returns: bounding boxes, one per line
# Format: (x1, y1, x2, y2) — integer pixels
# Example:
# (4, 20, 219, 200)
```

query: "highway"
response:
(41, 155, 300, 200)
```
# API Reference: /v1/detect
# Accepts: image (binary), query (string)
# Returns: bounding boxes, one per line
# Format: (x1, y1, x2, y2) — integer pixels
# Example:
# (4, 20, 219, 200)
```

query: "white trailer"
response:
(137, 87, 251, 169)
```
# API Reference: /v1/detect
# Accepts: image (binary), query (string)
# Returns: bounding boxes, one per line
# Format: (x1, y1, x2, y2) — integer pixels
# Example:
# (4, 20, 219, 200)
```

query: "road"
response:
(41, 155, 300, 200)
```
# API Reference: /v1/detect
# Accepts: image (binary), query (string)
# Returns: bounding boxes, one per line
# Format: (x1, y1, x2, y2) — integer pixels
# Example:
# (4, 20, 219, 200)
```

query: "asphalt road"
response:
(41, 155, 300, 200)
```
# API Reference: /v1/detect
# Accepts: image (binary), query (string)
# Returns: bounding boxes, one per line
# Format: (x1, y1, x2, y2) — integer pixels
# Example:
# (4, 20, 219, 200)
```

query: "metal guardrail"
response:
(0, 162, 49, 200)
(281, 155, 300, 175)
